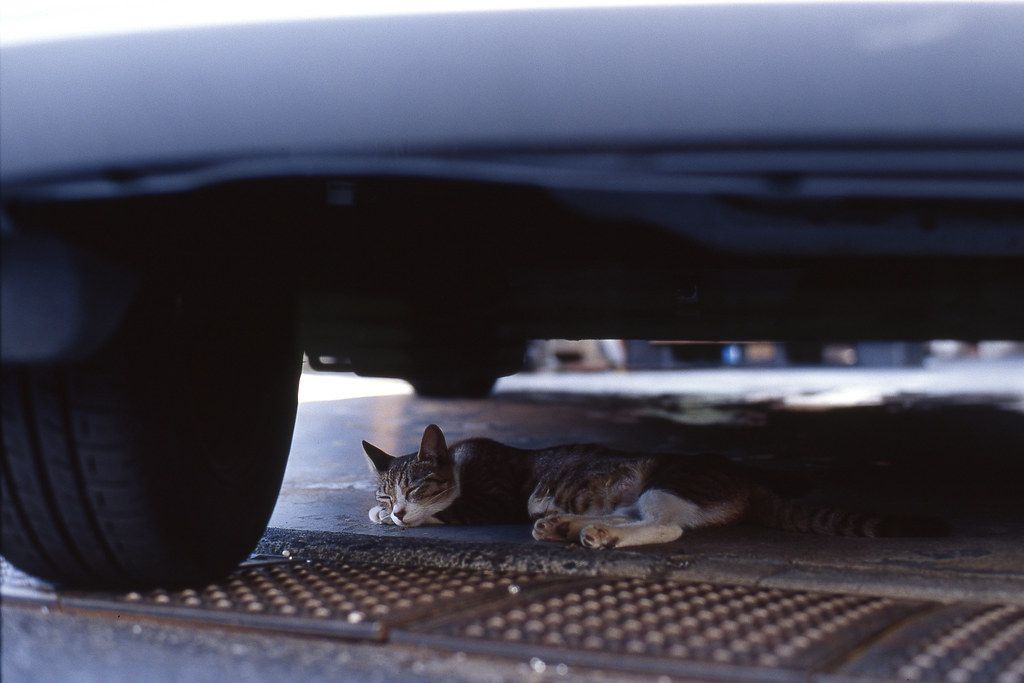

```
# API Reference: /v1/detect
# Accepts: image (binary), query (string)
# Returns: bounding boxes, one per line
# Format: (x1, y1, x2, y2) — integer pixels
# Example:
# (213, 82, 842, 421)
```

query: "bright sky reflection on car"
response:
(2, 0, 1010, 46)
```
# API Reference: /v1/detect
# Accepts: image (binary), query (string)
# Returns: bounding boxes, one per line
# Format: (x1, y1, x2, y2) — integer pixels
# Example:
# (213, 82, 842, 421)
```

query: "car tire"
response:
(0, 284, 300, 588)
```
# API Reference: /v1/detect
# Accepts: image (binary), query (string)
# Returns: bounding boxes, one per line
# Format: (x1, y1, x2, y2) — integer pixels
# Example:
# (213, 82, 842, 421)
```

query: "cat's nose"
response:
(393, 508, 406, 522)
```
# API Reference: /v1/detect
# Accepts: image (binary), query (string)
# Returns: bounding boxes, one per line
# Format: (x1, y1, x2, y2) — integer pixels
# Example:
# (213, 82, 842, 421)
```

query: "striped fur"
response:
(748, 489, 950, 538)
(364, 425, 947, 547)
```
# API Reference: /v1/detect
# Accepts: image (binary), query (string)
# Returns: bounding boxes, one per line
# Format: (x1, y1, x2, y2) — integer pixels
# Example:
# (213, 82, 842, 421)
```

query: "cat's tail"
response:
(748, 489, 949, 538)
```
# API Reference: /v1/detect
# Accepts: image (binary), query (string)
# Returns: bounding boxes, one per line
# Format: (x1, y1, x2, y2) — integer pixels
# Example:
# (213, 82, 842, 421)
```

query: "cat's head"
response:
(362, 424, 459, 527)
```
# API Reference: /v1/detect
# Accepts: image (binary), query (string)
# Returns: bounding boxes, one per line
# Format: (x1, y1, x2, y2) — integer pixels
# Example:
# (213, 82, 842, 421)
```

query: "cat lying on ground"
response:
(364, 424, 947, 549)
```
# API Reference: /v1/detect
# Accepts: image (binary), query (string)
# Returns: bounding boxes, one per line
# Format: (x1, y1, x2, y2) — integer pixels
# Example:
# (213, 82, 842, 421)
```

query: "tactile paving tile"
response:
(841, 603, 1024, 683)
(8, 553, 1024, 682)
(393, 577, 927, 679)
(59, 558, 554, 641)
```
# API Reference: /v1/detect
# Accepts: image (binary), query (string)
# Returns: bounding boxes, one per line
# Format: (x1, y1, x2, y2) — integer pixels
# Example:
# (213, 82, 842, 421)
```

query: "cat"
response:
(363, 424, 947, 549)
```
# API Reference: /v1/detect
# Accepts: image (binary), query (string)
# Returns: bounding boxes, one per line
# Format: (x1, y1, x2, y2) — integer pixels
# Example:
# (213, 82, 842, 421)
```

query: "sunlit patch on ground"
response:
(298, 373, 413, 403)
(495, 361, 1024, 413)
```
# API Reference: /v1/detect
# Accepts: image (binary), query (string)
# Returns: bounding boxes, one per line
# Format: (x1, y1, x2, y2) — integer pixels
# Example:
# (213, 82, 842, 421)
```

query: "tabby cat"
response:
(364, 424, 946, 548)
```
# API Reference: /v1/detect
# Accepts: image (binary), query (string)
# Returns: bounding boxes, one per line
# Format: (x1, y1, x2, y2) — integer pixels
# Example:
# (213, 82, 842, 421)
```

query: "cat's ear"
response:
(416, 424, 450, 464)
(362, 441, 393, 473)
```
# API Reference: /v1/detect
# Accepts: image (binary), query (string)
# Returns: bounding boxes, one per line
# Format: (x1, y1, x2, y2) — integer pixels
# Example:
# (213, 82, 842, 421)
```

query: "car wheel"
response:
(0, 284, 300, 588)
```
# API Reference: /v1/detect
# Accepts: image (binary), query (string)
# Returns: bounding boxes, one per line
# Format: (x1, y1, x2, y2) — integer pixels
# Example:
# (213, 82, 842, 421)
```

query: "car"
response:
(2, 2, 1023, 587)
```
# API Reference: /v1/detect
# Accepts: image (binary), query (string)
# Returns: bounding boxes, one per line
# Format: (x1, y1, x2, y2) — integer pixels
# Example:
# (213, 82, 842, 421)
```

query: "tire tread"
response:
(1, 289, 298, 587)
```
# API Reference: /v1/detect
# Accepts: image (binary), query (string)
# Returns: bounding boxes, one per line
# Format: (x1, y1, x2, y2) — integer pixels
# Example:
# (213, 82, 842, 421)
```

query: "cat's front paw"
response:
(368, 506, 394, 525)
(533, 516, 572, 542)
(580, 524, 619, 549)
